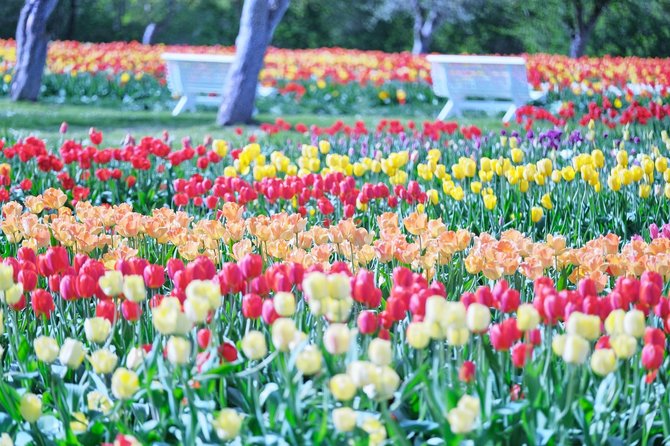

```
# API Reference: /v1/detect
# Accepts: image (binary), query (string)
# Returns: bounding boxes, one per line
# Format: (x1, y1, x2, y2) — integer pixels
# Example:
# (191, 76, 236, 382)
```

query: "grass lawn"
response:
(0, 98, 504, 144)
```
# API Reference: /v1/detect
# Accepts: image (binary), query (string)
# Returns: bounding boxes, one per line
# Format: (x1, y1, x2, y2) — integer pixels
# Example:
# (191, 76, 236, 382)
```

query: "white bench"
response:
(426, 55, 545, 122)
(162, 52, 236, 116)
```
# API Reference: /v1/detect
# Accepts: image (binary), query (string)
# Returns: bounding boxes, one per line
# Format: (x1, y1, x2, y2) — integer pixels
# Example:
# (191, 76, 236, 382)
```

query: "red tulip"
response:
(59, 275, 78, 301)
(242, 293, 263, 319)
(595, 335, 611, 350)
(489, 319, 521, 351)
(218, 341, 238, 362)
(31, 289, 54, 319)
(578, 278, 597, 298)
(261, 298, 278, 325)
(641, 344, 664, 370)
(185, 256, 216, 282)
(45, 247, 69, 275)
(218, 263, 243, 294)
(475, 286, 493, 307)
(121, 300, 142, 322)
(527, 329, 542, 345)
(357, 310, 378, 335)
(143, 264, 165, 289)
(18, 269, 37, 292)
(17, 247, 36, 264)
(76, 274, 97, 299)
(511, 343, 533, 368)
(249, 276, 270, 296)
(96, 299, 117, 323)
(197, 328, 211, 349)
(240, 254, 263, 280)
(89, 128, 103, 145)
(499, 288, 521, 313)
(644, 327, 665, 347)
(167, 258, 185, 280)
(640, 281, 662, 307)
(458, 360, 476, 383)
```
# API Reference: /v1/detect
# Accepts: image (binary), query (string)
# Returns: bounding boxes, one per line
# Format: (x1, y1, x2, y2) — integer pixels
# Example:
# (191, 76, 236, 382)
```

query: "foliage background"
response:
(0, 0, 669, 56)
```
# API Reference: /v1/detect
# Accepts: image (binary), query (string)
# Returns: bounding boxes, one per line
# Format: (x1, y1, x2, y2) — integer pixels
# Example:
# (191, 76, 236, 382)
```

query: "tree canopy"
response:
(1, 0, 669, 56)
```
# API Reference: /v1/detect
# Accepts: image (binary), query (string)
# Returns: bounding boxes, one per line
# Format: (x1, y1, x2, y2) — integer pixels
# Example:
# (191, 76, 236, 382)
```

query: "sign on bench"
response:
(162, 52, 236, 116)
(426, 55, 545, 122)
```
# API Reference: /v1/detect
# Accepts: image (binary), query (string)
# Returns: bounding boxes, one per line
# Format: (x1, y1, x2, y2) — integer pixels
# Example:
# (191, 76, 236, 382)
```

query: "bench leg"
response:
(172, 96, 189, 116)
(502, 104, 518, 123)
(437, 99, 454, 121)
(172, 96, 197, 116)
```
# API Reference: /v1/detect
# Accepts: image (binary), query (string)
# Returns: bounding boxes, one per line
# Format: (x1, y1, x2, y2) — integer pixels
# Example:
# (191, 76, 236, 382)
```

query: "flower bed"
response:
(0, 112, 669, 444)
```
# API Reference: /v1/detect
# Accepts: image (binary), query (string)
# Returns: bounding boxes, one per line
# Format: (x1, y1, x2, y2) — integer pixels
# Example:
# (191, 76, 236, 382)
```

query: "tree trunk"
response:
(217, 0, 289, 126)
(65, 0, 76, 40)
(410, 2, 438, 55)
(569, 32, 584, 58)
(11, 0, 58, 102)
(568, 0, 611, 58)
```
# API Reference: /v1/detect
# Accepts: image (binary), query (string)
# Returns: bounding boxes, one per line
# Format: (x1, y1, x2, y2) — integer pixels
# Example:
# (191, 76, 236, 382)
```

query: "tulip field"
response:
(2, 42, 670, 446)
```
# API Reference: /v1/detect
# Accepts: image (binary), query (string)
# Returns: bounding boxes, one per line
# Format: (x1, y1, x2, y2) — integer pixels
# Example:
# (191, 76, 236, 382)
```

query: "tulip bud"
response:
(329, 373, 356, 401)
(34, 336, 59, 363)
(357, 310, 378, 335)
(152, 296, 181, 335)
(4, 283, 23, 306)
(566, 311, 601, 341)
(166, 336, 192, 365)
(332, 407, 357, 432)
(111, 367, 139, 400)
(641, 344, 664, 370)
(459, 360, 476, 383)
(328, 273, 351, 300)
(295, 345, 323, 376)
(185, 279, 221, 309)
(323, 323, 351, 355)
(59, 338, 85, 369)
(88, 349, 118, 374)
(183, 296, 210, 324)
(623, 309, 645, 338)
(466, 303, 490, 333)
(143, 264, 165, 289)
(19, 393, 42, 423)
(562, 335, 590, 364)
(407, 322, 431, 349)
(373, 366, 400, 400)
(241, 330, 268, 360)
(213, 408, 244, 441)
(368, 338, 392, 366)
(447, 327, 470, 346)
(242, 293, 263, 319)
(84, 317, 112, 344)
(516, 304, 540, 331)
(446, 407, 476, 434)
(590, 348, 617, 376)
(273, 292, 296, 317)
(123, 275, 146, 302)
(272, 318, 297, 352)
(239, 254, 263, 280)
(99, 270, 124, 297)
(610, 334, 637, 359)
(604, 309, 625, 335)
(0, 264, 14, 291)
(302, 272, 329, 302)
(126, 347, 146, 369)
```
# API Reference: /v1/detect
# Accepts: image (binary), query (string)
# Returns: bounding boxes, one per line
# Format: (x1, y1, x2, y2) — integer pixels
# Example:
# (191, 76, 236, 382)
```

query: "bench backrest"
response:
(162, 53, 236, 95)
(426, 55, 531, 103)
